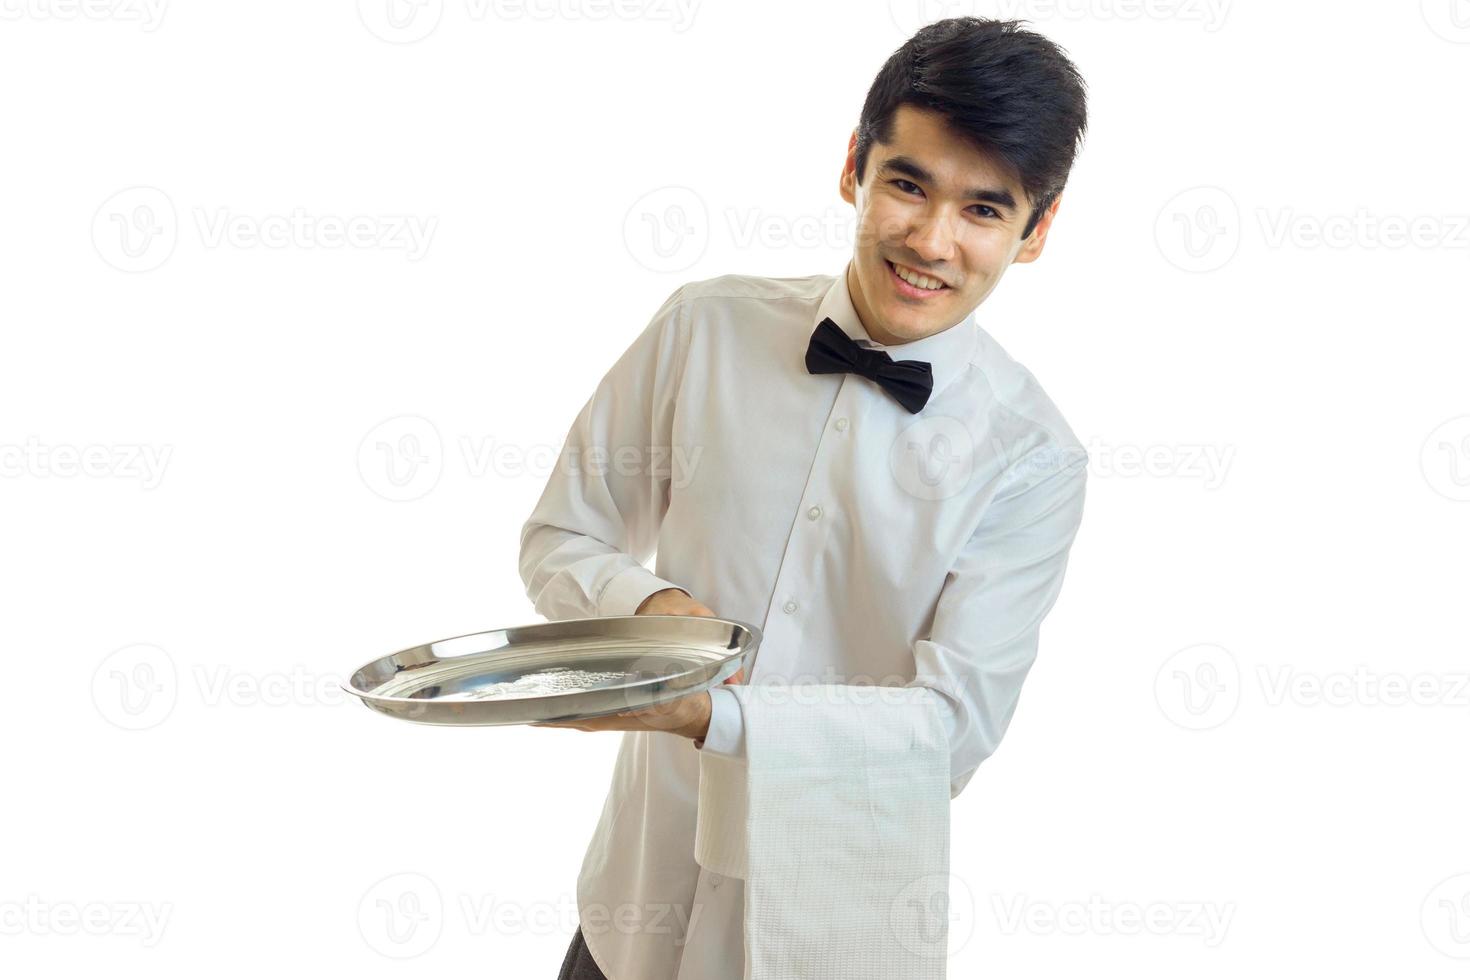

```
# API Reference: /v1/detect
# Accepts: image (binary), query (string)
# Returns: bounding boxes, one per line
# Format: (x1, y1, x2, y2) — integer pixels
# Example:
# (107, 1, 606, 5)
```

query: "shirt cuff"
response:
(695, 685, 746, 759)
(596, 565, 688, 617)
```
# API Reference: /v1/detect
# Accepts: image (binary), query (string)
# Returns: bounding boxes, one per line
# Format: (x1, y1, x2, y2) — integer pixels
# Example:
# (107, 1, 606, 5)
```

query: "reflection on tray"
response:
(422, 667, 640, 702)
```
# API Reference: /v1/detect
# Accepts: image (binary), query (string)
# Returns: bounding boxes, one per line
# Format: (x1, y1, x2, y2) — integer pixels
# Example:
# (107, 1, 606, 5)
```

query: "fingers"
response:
(637, 588, 718, 617)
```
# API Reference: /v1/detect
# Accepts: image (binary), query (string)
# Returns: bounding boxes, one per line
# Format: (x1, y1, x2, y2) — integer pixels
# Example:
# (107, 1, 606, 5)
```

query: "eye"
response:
(892, 179, 999, 219)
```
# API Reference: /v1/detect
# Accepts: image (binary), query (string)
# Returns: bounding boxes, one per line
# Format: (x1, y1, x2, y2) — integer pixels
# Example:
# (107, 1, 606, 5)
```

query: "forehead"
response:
(876, 104, 1025, 198)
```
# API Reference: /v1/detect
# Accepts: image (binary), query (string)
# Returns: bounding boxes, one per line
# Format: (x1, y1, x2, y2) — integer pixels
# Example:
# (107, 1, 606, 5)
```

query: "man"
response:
(520, 16, 1090, 980)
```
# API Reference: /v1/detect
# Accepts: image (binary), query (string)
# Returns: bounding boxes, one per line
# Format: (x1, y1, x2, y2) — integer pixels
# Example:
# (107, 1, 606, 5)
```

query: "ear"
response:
(1013, 194, 1063, 265)
(839, 129, 858, 206)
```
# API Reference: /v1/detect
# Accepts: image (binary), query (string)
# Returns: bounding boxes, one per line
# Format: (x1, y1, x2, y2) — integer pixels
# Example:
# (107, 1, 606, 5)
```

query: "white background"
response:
(3, 0, 1468, 976)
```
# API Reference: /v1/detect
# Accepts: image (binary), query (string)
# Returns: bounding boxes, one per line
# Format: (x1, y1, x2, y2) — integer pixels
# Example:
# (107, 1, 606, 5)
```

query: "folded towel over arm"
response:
(694, 684, 952, 980)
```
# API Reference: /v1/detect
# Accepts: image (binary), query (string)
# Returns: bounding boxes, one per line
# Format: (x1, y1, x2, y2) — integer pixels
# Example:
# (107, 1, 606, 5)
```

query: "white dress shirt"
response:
(518, 261, 1089, 980)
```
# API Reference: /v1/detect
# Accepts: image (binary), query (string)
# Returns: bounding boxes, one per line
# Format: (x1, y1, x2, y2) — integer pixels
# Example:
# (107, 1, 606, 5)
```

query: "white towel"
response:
(694, 684, 952, 979)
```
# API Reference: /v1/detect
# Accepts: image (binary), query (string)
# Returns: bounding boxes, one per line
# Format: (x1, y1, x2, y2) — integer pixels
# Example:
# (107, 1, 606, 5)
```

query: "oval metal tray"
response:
(343, 615, 761, 727)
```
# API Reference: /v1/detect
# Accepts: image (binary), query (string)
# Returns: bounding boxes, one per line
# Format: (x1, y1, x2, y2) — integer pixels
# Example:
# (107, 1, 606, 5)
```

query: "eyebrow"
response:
(877, 155, 1019, 215)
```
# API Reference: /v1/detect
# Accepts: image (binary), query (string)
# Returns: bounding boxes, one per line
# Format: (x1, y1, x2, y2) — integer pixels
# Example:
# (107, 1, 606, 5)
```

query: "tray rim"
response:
(340, 613, 763, 709)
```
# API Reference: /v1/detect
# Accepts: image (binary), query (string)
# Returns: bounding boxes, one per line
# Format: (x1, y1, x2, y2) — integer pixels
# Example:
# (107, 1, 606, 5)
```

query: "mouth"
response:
(885, 258, 950, 299)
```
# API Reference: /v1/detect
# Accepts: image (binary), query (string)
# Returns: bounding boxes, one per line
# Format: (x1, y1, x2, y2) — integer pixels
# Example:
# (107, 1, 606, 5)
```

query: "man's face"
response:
(839, 103, 1061, 346)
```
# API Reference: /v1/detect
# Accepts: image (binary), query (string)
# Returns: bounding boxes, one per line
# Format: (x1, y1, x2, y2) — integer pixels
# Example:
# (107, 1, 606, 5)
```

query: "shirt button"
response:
(783, 599, 798, 614)
(834, 417, 849, 431)
(807, 505, 822, 521)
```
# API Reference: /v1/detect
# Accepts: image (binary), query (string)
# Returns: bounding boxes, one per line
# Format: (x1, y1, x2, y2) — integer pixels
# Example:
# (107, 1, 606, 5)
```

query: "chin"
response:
(876, 317, 924, 344)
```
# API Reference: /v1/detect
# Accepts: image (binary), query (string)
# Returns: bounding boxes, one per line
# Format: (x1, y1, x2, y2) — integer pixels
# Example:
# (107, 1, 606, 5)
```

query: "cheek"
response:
(857, 197, 918, 243)
(956, 230, 1015, 270)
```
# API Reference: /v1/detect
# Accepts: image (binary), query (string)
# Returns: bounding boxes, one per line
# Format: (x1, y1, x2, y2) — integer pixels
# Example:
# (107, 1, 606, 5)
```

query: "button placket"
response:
(756, 381, 861, 682)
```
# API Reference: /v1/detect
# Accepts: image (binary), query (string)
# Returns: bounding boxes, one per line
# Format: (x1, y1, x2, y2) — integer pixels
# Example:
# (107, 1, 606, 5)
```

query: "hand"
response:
(529, 588, 744, 737)
(635, 588, 745, 686)
(635, 587, 714, 617)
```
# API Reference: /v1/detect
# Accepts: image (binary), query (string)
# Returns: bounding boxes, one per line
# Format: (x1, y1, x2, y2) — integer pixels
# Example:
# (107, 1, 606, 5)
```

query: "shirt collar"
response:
(811, 260, 978, 400)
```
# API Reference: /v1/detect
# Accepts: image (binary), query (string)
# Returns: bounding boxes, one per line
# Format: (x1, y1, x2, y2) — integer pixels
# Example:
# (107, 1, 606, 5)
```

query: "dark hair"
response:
(854, 17, 1088, 240)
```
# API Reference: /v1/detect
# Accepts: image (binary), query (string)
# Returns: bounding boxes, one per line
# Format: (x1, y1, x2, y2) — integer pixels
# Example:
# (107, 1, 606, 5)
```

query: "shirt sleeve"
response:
(518, 285, 695, 620)
(695, 684, 746, 757)
(689, 446, 1087, 775)
(911, 445, 1089, 799)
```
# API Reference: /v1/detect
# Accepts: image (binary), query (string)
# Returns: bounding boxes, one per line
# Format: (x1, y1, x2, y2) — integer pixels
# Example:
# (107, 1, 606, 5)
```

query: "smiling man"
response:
(521, 16, 1091, 980)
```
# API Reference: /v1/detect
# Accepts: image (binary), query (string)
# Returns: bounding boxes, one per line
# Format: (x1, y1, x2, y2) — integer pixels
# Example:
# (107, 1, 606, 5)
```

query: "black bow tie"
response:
(804, 317, 933, 414)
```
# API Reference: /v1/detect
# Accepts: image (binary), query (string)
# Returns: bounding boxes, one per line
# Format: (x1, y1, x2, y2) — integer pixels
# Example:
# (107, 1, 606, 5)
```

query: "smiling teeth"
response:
(892, 262, 944, 290)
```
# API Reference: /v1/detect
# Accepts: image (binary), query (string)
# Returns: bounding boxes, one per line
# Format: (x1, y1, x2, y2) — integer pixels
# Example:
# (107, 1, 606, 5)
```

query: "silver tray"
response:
(343, 615, 761, 727)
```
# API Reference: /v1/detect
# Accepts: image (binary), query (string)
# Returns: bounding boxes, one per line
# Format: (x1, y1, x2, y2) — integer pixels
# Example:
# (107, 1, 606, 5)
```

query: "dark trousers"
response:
(557, 926, 610, 980)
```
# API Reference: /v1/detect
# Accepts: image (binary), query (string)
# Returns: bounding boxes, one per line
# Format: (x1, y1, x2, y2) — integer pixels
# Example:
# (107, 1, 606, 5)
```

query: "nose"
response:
(904, 206, 959, 266)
